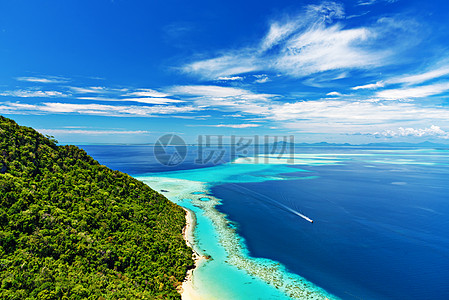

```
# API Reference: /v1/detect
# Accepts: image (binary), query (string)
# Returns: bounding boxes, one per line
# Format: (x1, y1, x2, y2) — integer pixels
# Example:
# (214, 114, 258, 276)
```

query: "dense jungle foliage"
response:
(0, 116, 193, 299)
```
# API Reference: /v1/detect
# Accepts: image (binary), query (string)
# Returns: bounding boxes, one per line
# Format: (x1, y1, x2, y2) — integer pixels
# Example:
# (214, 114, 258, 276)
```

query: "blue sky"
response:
(1, 0, 449, 144)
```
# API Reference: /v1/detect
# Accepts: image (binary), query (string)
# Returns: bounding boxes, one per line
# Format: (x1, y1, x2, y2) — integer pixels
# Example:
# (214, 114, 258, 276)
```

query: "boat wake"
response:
(225, 183, 314, 223)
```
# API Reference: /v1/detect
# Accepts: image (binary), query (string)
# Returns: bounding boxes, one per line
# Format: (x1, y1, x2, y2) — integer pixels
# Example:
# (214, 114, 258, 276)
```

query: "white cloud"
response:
(120, 97, 184, 104)
(183, 54, 259, 79)
(306, 1, 345, 23)
(351, 61, 449, 90)
(171, 85, 248, 97)
(169, 85, 275, 100)
(375, 82, 449, 100)
(217, 76, 244, 81)
(182, 1, 401, 80)
(69, 86, 181, 104)
(0, 101, 199, 117)
(254, 74, 270, 83)
(352, 64, 449, 91)
(272, 25, 378, 77)
(42, 102, 195, 116)
(77, 96, 184, 104)
(261, 19, 300, 51)
(388, 66, 449, 86)
(124, 89, 170, 97)
(166, 82, 449, 136)
(223, 113, 245, 118)
(0, 90, 68, 98)
(3, 92, 449, 138)
(357, 0, 398, 6)
(166, 84, 449, 135)
(16, 76, 68, 83)
(372, 125, 449, 139)
(264, 100, 449, 135)
(68, 86, 178, 104)
(37, 129, 150, 135)
(211, 124, 260, 128)
(169, 85, 276, 116)
(352, 81, 385, 90)
(68, 86, 131, 94)
(171, 115, 211, 120)
(255, 77, 270, 83)
(6, 74, 449, 139)
(69, 86, 108, 94)
(357, 0, 377, 6)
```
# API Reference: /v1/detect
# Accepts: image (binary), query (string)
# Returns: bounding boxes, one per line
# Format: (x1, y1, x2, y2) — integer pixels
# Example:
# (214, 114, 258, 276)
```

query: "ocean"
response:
(81, 145, 449, 299)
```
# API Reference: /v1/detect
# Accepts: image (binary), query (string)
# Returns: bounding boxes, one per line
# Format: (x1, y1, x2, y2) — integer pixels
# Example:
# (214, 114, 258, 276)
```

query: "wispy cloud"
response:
(352, 81, 385, 90)
(353, 64, 449, 90)
(168, 85, 276, 115)
(68, 86, 178, 104)
(210, 124, 260, 128)
(181, 1, 408, 80)
(264, 99, 449, 136)
(165, 83, 449, 136)
(0, 82, 193, 117)
(253, 74, 270, 83)
(16, 76, 69, 84)
(183, 53, 259, 80)
(0, 101, 199, 117)
(167, 82, 449, 136)
(8, 65, 449, 140)
(169, 85, 274, 99)
(69, 86, 108, 94)
(124, 88, 170, 98)
(68, 86, 130, 94)
(217, 76, 244, 81)
(326, 91, 343, 96)
(271, 24, 378, 77)
(77, 96, 184, 105)
(357, 0, 377, 5)
(37, 128, 151, 135)
(43, 102, 196, 116)
(375, 82, 449, 100)
(357, 0, 397, 6)
(388, 66, 449, 86)
(0, 89, 68, 98)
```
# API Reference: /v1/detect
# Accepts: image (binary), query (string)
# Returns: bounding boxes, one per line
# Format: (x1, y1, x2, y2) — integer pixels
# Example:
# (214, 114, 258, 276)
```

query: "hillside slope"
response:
(0, 116, 193, 299)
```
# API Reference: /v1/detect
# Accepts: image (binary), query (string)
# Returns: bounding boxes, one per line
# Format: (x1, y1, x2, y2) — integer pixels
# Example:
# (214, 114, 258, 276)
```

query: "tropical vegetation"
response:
(0, 116, 193, 299)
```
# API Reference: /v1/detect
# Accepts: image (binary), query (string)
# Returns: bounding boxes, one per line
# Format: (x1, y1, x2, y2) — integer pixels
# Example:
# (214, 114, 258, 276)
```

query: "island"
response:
(0, 116, 194, 299)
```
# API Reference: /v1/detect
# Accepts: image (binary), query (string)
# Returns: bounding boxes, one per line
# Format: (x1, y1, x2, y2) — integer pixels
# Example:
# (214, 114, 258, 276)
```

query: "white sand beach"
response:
(178, 208, 206, 300)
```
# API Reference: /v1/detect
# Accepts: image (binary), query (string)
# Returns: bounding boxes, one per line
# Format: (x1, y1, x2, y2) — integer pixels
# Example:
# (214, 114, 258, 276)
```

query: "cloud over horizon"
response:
(2, 0, 449, 143)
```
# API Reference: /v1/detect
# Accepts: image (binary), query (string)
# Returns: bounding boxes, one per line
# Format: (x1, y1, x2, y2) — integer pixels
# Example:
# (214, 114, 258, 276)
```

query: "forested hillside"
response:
(0, 116, 193, 299)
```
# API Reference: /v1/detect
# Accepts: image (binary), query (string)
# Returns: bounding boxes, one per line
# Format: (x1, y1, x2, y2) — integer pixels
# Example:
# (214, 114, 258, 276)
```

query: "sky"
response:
(1, 0, 449, 144)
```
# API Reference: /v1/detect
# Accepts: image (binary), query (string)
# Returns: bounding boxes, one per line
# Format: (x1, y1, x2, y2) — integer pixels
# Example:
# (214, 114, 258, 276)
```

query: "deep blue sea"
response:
(81, 145, 449, 300)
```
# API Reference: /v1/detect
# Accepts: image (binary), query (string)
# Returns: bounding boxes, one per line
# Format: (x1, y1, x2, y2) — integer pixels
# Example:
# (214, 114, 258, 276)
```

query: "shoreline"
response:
(178, 208, 206, 300)
(137, 175, 338, 300)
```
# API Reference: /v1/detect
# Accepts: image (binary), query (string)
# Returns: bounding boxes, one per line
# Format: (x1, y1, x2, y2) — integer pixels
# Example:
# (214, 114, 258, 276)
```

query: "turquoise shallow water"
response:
(136, 161, 338, 300)
(181, 200, 292, 300)
(147, 162, 310, 183)
(138, 177, 317, 299)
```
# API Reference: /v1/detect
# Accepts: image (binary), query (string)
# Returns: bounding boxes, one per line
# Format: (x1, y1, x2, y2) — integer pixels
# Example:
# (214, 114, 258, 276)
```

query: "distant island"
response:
(273, 140, 449, 148)
(0, 116, 193, 299)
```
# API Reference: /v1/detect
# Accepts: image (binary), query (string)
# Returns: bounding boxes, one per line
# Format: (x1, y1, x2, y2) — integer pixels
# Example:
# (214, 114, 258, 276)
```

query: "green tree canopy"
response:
(0, 116, 193, 299)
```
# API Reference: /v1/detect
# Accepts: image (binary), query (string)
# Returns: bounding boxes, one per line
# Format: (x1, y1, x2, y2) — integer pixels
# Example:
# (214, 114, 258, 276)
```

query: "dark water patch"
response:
(212, 161, 449, 300)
